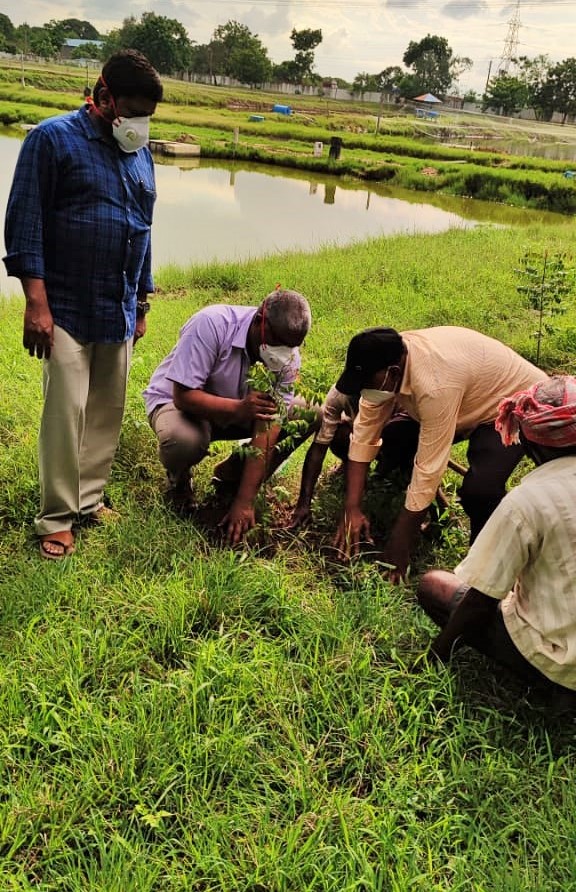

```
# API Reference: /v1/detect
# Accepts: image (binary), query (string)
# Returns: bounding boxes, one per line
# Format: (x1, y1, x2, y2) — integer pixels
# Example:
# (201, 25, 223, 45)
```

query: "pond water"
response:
(0, 127, 571, 297)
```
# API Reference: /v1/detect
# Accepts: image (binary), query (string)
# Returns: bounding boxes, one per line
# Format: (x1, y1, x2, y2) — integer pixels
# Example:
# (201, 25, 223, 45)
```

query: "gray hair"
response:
(532, 376, 572, 408)
(263, 289, 311, 340)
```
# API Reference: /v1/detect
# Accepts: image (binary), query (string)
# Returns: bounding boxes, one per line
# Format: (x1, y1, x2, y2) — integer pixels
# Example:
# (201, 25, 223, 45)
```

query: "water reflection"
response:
(149, 158, 570, 278)
(148, 159, 479, 279)
(0, 127, 572, 297)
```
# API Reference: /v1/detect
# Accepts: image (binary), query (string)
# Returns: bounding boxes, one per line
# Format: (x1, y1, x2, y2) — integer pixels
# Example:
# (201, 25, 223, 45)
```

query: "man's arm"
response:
(430, 587, 498, 662)
(223, 422, 282, 544)
(135, 148, 155, 344)
(291, 441, 329, 526)
(4, 129, 57, 360)
(380, 506, 429, 582)
(173, 384, 277, 427)
(333, 459, 372, 557)
(333, 395, 396, 557)
(4, 128, 52, 283)
(291, 386, 351, 526)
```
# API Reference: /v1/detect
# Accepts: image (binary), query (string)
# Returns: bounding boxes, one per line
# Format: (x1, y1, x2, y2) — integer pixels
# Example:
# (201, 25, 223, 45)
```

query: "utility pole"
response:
(20, 22, 28, 88)
(375, 91, 384, 135)
(484, 60, 492, 95)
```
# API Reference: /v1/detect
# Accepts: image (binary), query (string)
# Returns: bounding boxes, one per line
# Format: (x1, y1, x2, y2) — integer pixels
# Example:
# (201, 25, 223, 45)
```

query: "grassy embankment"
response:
(2, 223, 576, 889)
(1, 60, 576, 212)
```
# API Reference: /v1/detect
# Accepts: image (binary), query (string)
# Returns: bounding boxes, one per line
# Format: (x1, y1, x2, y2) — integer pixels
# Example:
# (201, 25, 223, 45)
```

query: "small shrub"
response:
(516, 249, 576, 364)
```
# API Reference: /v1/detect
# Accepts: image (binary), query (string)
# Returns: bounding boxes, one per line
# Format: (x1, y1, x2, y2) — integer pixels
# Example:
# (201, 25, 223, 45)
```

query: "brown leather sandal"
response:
(39, 533, 75, 560)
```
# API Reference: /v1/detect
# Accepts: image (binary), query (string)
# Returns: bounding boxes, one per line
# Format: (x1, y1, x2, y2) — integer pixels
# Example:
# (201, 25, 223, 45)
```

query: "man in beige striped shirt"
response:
(418, 376, 576, 701)
(333, 326, 546, 579)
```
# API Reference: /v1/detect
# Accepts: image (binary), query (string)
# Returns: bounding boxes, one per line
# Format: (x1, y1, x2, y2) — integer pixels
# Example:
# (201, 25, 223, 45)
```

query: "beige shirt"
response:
(315, 385, 356, 445)
(348, 327, 546, 511)
(455, 457, 576, 690)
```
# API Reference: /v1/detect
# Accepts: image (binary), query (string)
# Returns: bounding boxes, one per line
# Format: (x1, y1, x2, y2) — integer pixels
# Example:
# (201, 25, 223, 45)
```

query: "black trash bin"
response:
(329, 136, 343, 160)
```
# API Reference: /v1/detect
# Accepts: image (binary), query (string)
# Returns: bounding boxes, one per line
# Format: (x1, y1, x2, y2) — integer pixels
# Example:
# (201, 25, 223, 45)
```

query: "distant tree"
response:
(378, 65, 404, 92)
(14, 23, 31, 54)
(70, 42, 103, 61)
(483, 73, 528, 116)
(463, 89, 479, 103)
(103, 12, 193, 74)
(290, 27, 322, 82)
(450, 55, 473, 93)
(102, 17, 139, 58)
(0, 13, 16, 51)
(189, 43, 212, 77)
(212, 21, 252, 74)
(211, 21, 270, 83)
(397, 72, 421, 99)
(545, 58, 576, 123)
(330, 76, 351, 89)
(191, 39, 241, 83)
(43, 19, 69, 56)
(403, 34, 467, 98)
(59, 18, 100, 40)
(515, 55, 554, 120)
(29, 26, 58, 60)
(271, 60, 301, 84)
(352, 72, 381, 97)
(230, 46, 271, 86)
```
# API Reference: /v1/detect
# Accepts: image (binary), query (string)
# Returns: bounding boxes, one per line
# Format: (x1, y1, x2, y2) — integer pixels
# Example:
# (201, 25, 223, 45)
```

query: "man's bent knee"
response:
(150, 403, 210, 475)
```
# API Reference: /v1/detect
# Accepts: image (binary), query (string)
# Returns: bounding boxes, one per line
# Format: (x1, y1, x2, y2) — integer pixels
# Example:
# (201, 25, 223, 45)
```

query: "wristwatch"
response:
(136, 300, 151, 316)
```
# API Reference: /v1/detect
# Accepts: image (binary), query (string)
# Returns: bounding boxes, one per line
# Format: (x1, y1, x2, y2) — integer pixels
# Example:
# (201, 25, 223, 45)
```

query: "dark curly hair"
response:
(93, 49, 163, 104)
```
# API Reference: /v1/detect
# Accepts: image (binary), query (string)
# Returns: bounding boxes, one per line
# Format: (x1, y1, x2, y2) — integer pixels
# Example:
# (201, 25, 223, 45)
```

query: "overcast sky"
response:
(5, 0, 576, 93)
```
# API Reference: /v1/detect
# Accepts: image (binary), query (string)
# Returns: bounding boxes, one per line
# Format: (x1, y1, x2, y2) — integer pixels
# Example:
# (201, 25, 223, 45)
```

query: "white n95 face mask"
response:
(360, 388, 396, 406)
(259, 343, 294, 373)
(113, 116, 150, 153)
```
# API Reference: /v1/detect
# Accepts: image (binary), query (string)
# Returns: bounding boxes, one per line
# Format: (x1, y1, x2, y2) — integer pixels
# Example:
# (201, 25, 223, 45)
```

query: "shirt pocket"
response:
(137, 183, 156, 225)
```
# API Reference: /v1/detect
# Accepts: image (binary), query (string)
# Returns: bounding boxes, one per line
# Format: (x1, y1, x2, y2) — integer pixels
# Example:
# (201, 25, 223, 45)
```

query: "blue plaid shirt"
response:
(3, 106, 156, 343)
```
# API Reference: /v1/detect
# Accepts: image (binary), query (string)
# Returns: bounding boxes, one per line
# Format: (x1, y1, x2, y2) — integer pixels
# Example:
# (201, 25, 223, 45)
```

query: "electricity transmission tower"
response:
(497, 0, 522, 74)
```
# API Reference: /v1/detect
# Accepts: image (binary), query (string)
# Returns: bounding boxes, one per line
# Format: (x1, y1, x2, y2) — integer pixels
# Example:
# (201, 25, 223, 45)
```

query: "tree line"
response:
(483, 57, 576, 123)
(0, 12, 323, 89)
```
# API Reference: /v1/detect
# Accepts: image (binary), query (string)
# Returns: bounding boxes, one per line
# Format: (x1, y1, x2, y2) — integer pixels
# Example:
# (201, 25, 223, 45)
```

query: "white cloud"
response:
(442, 0, 488, 20)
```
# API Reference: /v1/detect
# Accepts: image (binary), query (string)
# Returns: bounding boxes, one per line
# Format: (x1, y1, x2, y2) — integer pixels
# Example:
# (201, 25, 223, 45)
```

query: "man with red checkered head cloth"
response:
(418, 376, 576, 704)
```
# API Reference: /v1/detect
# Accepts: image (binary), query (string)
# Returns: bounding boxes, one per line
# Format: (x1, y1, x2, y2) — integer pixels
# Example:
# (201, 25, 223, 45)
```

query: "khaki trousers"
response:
(35, 325, 132, 536)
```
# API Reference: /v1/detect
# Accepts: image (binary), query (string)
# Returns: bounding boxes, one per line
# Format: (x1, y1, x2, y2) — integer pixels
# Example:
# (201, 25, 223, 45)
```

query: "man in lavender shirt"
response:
(143, 290, 316, 543)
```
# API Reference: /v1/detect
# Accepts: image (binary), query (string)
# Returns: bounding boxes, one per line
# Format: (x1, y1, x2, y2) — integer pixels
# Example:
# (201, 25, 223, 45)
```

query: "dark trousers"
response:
(331, 415, 524, 542)
(330, 414, 419, 479)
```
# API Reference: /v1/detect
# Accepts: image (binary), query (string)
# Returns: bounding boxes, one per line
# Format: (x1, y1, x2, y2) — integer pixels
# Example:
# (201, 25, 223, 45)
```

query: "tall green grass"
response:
(2, 225, 576, 889)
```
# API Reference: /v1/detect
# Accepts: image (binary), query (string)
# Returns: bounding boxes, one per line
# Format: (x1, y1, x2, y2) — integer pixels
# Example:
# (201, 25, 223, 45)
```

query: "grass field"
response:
(2, 223, 576, 889)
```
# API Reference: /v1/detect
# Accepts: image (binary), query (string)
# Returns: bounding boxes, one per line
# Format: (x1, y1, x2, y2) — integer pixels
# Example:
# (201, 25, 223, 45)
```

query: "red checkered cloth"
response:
(496, 376, 576, 448)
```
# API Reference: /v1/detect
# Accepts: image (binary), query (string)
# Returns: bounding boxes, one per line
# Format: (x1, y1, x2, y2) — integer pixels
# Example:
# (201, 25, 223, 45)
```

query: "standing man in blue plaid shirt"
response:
(3, 50, 163, 559)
